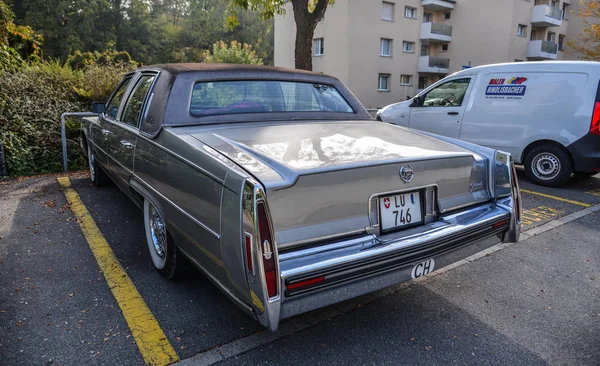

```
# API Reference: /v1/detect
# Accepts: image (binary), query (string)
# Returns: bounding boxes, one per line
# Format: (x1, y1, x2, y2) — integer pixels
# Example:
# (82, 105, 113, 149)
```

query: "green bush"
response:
(66, 49, 137, 70)
(203, 41, 263, 65)
(0, 61, 136, 176)
(0, 62, 86, 175)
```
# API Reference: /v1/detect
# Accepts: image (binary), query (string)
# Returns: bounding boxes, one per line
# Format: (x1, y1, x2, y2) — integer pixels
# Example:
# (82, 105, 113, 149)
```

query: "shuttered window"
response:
(381, 2, 394, 21)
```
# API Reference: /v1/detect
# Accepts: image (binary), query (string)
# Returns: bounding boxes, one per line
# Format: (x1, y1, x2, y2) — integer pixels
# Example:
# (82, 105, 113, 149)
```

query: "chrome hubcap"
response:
(149, 205, 166, 258)
(532, 153, 560, 180)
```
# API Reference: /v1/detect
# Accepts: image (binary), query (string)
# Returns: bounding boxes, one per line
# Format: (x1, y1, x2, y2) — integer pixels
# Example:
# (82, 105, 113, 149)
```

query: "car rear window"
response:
(190, 80, 354, 116)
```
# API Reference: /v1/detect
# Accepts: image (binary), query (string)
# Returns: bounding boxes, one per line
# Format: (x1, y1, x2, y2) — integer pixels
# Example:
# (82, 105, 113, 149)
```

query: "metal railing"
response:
(544, 5, 563, 20)
(541, 40, 559, 54)
(430, 23, 453, 36)
(61, 112, 99, 172)
(428, 56, 450, 69)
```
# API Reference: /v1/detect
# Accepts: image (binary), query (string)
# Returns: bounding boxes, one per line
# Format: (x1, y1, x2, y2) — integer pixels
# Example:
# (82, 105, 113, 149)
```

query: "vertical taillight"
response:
(242, 179, 281, 331)
(244, 233, 253, 274)
(257, 201, 278, 298)
(591, 101, 600, 136)
(511, 162, 522, 224)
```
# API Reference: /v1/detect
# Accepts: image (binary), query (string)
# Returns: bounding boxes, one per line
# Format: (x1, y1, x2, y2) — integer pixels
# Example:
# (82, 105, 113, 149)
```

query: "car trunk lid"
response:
(184, 121, 489, 248)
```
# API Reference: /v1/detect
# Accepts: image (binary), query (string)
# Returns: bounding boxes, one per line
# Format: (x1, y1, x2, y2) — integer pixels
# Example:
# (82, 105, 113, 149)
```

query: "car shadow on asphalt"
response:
(69, 177, 264, 359)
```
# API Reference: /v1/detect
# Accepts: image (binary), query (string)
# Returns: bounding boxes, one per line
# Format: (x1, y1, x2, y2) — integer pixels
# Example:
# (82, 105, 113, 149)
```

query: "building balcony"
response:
(420, 22, 452, 43)
(418, 56, 450, 74)
(527, 40, 558, 60)
(531, 5, 562, 27)
(421, 0, 455, 11)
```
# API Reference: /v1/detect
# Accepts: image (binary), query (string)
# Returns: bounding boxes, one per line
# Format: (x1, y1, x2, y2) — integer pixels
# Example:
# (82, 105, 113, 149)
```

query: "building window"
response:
(402, 41, 415, 53)
(562, 3, 569, 20)
(547, 31, 556, 43)
(517, 24, 527, 37)
(418, 76, 427, 89)
(405, 6, 417, 19)
(313, 38, 324, 56)
(441, 44, 449, 52)
(378, 74, 390, 91)
(380, 38, 393, 56)
(423, 12, 432, 22)
(444, 12, 451, 20)
(381, 1, 395, 21)
(400, 75, 413, 85)
(558, 34, 565, 50)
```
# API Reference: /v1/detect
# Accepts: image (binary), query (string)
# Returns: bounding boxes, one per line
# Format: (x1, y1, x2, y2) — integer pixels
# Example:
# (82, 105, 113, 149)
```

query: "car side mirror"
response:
(410, 95, 423, 107)
(91, 102, 106, 114)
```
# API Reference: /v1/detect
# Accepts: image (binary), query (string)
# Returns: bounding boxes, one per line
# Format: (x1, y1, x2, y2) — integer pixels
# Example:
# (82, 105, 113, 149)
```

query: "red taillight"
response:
(257, 201, 278, 299)
(493, 219, 509, 229)
(591, 101, 600, 136)
(287, 276, 325, 290)
(245, 233, 253, 273)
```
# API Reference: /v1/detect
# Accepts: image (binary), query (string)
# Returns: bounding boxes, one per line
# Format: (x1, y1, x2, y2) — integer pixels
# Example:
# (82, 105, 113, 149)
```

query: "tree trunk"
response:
(292, 0, 329, 71)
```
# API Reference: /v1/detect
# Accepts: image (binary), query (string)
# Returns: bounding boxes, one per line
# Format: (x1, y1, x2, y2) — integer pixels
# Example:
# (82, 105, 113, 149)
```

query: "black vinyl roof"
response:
(142, 63, 325, 78)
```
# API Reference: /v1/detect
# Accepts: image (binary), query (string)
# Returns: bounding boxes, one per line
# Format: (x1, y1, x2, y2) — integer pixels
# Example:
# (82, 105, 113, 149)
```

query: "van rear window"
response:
(190, 80, 354, 116)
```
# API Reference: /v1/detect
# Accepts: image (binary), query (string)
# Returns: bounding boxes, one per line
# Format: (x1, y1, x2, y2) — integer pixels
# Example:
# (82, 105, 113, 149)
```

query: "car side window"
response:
(106, 77, 133, 119)
(121, 75, 156, 128)
(422, 78, 471, 107)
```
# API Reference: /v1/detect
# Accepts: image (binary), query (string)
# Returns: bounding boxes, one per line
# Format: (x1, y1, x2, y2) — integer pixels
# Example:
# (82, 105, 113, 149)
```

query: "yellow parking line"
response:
(586, 189, 600, 197)
(520, 189, 591, 207)
(57, 177, 178, 366)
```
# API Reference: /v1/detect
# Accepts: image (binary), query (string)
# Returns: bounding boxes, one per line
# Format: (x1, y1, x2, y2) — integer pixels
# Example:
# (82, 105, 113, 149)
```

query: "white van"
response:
(377, 61, 600, 187)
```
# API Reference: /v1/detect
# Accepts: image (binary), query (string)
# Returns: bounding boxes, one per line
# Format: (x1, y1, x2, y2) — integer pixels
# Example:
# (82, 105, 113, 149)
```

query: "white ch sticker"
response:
(411, 259, 435, 279)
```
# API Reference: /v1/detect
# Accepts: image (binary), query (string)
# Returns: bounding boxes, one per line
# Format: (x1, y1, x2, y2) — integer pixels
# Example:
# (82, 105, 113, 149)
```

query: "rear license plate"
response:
(379, 191, 423, 232)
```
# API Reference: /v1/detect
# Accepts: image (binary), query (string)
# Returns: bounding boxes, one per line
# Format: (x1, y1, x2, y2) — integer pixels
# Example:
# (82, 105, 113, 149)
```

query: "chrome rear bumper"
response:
(277, 198, 517, 322)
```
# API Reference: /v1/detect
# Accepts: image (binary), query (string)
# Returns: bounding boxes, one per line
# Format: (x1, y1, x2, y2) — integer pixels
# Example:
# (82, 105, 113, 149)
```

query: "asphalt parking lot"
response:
(1, 170, 599, 366)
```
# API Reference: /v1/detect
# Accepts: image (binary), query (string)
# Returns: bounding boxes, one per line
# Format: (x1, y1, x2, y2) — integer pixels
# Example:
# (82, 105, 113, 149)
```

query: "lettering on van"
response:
(485, 77, 528, 99)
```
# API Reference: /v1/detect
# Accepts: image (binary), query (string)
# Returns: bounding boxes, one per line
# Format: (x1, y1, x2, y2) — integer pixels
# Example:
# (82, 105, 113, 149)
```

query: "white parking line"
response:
(175, 203, 600, 366)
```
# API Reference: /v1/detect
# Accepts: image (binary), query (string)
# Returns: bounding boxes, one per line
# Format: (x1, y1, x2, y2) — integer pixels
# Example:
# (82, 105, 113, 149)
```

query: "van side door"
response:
(408, 77, 473, 139)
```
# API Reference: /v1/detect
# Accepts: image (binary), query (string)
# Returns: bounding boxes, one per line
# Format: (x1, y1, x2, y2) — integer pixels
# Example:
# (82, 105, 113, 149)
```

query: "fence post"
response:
(0, 141, 7, 177)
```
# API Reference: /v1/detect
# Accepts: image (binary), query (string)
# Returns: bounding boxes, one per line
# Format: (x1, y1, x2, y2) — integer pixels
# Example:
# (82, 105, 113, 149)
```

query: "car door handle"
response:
(120, 140, 135, 150)
(101, 129, 113, 136)
(447, 111, 459, 115)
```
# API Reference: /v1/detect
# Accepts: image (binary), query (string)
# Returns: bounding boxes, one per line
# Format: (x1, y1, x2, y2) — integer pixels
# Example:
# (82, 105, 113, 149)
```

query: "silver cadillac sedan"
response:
(80, 64, 521, 331)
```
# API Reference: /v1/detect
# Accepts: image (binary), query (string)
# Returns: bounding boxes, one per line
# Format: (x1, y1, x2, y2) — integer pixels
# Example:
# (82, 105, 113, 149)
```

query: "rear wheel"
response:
(524, 144, 572, 187)
(87, 145, 110, 186)
(143, 199, 189, 279)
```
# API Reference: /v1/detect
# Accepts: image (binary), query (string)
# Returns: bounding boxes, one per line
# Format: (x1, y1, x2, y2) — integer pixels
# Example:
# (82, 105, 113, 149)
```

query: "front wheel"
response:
(143, 199, 189, 279)
(524, 144, 573, 187)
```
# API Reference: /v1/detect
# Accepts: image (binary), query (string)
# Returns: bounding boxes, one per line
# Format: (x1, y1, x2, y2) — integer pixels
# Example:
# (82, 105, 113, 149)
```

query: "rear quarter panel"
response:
(460, 71, 594, 163)
(133, 129, 252, 301)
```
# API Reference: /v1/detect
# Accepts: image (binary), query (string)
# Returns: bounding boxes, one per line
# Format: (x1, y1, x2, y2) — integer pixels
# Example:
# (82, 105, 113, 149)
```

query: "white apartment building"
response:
(275, 0, 585, 109)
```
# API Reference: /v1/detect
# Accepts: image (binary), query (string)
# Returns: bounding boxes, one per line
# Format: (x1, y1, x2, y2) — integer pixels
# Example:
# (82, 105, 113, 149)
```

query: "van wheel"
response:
(143, 199, 190, 279)
(524, 144, 572, 187)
